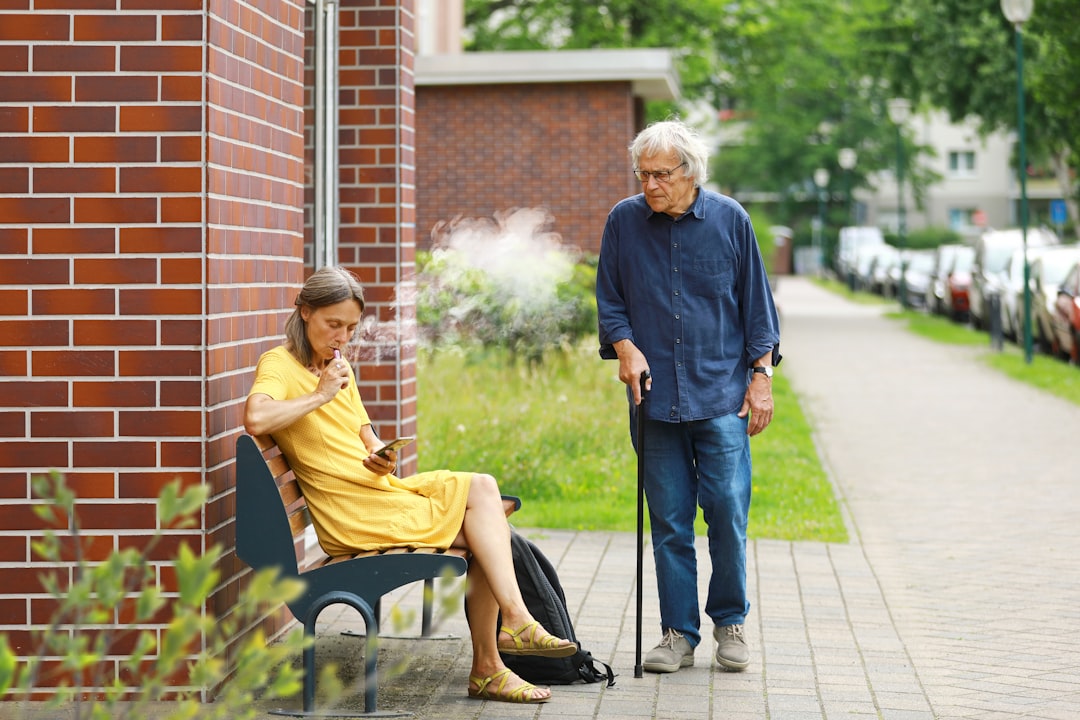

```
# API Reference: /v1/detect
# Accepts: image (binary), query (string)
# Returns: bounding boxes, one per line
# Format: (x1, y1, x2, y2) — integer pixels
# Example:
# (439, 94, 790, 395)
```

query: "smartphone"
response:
(374, 436, 415, 458)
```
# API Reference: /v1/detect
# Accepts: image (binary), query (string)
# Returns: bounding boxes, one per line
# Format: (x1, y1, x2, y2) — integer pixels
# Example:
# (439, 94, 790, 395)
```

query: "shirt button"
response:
(676, 338, 681, 344)
(673, 267, 678, 272)
(674, 314, 680, 319)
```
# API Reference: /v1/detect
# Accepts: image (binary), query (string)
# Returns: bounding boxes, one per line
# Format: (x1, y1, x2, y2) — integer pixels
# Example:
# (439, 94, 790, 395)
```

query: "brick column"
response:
(0, 0, 306, 698)
(336, 0, 419, 474)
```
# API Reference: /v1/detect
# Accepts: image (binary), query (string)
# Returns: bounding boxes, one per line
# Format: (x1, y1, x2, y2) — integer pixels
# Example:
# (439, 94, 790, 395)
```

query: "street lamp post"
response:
(888, 98, 911, 309)
(1002, 0, 1035, 363)
(814, 168, 830, 275)
(838, 147, 857, 224)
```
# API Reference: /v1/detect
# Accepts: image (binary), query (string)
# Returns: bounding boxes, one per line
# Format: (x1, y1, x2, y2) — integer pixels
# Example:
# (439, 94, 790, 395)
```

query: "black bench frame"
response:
(235, 433, 473, 718)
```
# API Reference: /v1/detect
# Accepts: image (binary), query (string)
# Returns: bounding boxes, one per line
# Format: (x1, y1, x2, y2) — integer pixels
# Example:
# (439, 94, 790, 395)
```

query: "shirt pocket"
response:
(684, 259, 732, 299)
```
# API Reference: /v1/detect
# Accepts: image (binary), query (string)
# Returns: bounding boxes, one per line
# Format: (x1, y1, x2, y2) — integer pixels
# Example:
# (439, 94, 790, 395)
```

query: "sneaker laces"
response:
(659, 628, 685, 649)
(720, 624, 745, 642)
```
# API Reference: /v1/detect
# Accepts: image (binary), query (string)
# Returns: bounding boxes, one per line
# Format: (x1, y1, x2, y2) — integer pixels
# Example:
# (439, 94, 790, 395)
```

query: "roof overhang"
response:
(415, 48, 681, 102)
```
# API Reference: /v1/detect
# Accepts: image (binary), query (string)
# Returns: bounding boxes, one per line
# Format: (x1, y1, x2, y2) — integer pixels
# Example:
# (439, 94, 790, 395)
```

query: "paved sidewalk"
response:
(244, 277, 1079, 720)
(15, 278, 1075, 720)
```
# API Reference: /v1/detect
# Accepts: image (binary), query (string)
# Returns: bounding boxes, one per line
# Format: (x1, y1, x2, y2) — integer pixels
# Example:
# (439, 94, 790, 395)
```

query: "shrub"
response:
(884, 225, 962, 250)
(416, 208, 597, 365)
(0, 473, 316, 720)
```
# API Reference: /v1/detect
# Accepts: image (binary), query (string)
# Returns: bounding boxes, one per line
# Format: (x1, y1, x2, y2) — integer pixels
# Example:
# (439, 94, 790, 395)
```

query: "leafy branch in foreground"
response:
(0, 473, 316, 720)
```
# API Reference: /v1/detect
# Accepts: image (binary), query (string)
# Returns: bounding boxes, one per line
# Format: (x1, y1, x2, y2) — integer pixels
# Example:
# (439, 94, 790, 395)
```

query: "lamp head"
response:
(838, 148, 857, 170)
(814, 168, 830, 188)
(1000, 0, 1034, 26)
(887, 98, 911, 125)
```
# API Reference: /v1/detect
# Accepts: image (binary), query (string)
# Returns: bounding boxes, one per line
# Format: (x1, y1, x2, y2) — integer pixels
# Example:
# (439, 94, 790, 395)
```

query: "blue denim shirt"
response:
(596, 188, 780, 422)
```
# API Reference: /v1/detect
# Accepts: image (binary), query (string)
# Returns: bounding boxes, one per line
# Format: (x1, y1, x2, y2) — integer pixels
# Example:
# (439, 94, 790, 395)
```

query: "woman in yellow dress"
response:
(244, 266, 574, 704)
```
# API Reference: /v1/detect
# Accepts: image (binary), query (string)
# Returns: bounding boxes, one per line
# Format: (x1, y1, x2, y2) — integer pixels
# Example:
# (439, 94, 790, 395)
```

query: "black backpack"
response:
(499, 531, 616, 687)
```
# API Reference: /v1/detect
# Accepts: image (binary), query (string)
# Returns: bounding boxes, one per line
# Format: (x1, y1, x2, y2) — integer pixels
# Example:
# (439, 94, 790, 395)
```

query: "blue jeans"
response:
(632, 412, 752, 648)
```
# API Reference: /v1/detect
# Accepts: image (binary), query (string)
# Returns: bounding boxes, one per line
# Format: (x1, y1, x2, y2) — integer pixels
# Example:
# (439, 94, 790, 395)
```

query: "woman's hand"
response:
(363, 448, 397, 476)
(314, 355, 351, 401)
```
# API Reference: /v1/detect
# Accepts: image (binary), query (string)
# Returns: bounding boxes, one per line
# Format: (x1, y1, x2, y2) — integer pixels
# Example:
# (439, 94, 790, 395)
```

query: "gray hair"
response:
(629, 119, 710, 187)
(284, 266, 365, 367)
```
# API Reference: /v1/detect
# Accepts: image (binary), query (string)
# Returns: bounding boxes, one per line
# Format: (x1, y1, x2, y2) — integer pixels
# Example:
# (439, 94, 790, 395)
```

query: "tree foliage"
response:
(864, 0, 1079, 226)
(463, 0, 1079, 226)
(464, 0, 725, 114)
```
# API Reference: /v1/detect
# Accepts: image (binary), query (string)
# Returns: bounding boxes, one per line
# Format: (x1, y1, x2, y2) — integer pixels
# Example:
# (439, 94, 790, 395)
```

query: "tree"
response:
(864, 0, 1079, 233)
(711, 0, 926, 206)
(463, 0, 928, 228)
(1028, 0, 1080, 232)
(464, 0, 726, 114)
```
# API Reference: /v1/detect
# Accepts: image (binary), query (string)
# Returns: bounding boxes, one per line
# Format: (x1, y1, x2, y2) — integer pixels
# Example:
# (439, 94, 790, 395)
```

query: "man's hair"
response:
(629, 119, 710, 187)
(284, 266, 365, 367)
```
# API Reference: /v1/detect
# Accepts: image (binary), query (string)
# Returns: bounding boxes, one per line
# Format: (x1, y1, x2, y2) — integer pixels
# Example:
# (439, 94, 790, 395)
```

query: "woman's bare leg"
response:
(453, 474, 532, 627)
(454, 473, 573, 699)
(464, 559, 550, 701)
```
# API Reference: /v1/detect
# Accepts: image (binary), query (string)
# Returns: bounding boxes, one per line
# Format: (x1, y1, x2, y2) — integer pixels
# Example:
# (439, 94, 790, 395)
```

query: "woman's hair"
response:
(284, 266, 365, 367)
(629, 119, 710, 187)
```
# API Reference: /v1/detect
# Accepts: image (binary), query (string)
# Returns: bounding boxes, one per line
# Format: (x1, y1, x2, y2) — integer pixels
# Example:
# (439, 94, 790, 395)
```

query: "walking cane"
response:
(634, 369, 650, 679)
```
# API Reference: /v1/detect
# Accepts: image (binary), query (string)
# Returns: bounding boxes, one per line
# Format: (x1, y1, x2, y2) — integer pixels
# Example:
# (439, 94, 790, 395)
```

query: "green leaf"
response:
(173, 543, 219, 607)
(158, 480, 209, 528)
(0, 638, 17, 697)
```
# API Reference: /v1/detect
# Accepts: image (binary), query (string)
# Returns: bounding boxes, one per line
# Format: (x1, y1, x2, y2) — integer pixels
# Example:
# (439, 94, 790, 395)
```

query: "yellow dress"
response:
(249, 346, 471, 556)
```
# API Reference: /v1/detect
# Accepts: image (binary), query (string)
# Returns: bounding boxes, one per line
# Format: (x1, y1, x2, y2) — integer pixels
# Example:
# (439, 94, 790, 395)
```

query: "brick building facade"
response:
(415, 49, 679, 255)
(0, 0, 421, 699)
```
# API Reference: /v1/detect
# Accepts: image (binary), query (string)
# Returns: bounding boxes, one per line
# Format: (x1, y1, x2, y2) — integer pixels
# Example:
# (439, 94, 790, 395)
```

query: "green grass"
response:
(416, 343, 847, 543)
(888, 307, 1080, 405)
(816, 278, 1080, 406)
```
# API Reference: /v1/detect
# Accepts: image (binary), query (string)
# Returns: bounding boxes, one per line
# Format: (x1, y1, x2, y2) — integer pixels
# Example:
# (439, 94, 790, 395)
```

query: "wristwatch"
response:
(751, 366, 773, 378)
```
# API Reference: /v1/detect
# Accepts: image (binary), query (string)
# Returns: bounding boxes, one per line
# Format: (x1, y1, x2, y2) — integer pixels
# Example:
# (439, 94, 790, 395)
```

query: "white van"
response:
(836, 226, 885, 282)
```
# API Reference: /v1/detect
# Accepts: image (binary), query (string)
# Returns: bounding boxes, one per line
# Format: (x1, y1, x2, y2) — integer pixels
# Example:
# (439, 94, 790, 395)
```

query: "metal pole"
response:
(817, 190, 825, 275)
(896, 125, 908, 309)
(1016, 25, 1033, 364)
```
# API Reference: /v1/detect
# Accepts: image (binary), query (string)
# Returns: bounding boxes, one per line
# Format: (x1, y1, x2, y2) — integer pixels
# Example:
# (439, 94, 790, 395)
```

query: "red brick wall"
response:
(205, 0, 308, 662)
(416, 81, 641, 256)
(337, 0, 420, 474)
(0, 0, 308, 697)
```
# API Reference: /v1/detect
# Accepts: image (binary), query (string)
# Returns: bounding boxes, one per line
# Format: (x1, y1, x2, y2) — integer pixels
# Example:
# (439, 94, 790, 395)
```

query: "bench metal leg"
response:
(269, 591, 409, 719)
(343, 579, 456, 640)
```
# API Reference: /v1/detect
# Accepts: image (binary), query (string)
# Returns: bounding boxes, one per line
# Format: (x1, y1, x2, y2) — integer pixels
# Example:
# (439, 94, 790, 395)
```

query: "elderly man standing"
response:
(596, 119, 780, 674)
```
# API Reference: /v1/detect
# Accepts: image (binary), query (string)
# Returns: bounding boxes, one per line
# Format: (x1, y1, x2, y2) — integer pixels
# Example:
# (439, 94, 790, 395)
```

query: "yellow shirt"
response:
(249, 346, 471, 556)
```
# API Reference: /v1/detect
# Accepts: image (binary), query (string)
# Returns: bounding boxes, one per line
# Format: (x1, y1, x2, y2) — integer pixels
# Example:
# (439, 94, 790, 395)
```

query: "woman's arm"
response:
(244, 359, 352, 437)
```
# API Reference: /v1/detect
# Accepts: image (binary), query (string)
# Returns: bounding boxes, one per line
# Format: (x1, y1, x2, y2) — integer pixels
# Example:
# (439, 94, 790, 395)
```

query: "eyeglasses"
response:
(634, 162, 687, 183)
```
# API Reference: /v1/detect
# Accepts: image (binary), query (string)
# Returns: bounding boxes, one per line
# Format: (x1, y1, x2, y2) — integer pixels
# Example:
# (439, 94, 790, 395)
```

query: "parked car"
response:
(1027, 246, 1080, 355)
(942, 245, 976, 322)
(867, 245, 901, 296)
(836, 226, 885, 286)
(855, 243, 898, 293)
(1051, 261, 1080, 364)
(999, 245, 1054, 341)
(968, 228, 1057, 331)
(889, 249, 936, 308)
(927, 244, 969, 316)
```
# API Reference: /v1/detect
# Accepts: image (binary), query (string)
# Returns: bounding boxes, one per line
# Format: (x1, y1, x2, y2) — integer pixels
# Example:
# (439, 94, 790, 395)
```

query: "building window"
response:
(948, 151, 976, 178)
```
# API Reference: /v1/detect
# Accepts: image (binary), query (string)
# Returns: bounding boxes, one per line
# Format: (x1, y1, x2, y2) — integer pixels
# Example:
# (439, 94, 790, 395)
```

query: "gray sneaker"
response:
(713, 624, 749, 671)
(643, 628, 694, 673)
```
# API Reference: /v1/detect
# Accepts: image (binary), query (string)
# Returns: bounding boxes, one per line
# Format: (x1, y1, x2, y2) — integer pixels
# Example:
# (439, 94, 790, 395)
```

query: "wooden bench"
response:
(235, 433, 518, 717)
